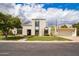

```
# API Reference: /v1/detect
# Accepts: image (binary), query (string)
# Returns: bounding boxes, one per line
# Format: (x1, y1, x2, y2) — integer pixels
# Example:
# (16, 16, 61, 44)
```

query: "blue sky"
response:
(43, 3, 79, 10)
(16, 3, 79, 10)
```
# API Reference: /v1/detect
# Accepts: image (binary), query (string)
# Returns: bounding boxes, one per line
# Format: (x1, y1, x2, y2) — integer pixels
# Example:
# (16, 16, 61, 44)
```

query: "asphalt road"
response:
(0, 42, 79, 56)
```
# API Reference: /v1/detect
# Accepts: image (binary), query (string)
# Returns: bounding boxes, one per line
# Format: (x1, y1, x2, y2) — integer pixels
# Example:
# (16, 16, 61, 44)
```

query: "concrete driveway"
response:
(59, 36, 79, 41)
(0, 42, 79, 56)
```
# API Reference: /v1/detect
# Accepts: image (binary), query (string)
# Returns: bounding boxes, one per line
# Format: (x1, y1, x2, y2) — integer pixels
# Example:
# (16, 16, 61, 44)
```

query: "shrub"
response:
(77, 29, 79, 36)
(61, 25, 68, 28)
(5, 36, 25, 40)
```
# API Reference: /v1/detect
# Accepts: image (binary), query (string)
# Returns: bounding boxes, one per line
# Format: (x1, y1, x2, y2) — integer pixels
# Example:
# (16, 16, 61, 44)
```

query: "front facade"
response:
(22, 19, 51, 36)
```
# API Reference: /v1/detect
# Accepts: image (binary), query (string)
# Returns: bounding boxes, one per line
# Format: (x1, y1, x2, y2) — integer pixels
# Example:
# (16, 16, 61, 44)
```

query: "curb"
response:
(0, 41, 79, 43)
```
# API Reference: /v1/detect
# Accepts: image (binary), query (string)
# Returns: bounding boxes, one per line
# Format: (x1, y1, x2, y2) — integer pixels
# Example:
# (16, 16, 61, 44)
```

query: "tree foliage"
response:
(61, 25, 68, 28)
(72, 22, 79, 36)
(0, 12, 21, 39)
(72, 23, 79, 29)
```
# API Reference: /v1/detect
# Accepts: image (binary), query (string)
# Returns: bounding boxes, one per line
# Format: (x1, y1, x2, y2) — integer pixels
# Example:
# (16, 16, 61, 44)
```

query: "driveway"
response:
(59, 36, 79, 41)
(0, 42, 79, 56)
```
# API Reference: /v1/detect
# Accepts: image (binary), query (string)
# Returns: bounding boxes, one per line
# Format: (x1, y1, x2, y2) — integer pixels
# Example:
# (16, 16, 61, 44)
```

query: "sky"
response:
(0, 3, 79, 26)
(16, 3, 79, 10)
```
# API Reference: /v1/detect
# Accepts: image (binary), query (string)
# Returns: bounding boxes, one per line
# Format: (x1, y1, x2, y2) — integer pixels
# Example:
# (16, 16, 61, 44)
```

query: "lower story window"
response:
(17, 29, 22, 34)
(35, 30, 39, 36)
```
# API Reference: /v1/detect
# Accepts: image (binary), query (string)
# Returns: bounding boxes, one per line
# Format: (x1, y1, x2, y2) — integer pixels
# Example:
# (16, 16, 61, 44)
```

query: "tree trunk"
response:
(2, 28, 9, 40)
(3, 31, 8, 40)
(5, 32, 8, 40)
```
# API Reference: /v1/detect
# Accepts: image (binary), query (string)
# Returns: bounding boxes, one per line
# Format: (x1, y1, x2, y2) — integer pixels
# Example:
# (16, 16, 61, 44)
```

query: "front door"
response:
(44, 29, 48, 36)
(27, 29, 31, 35)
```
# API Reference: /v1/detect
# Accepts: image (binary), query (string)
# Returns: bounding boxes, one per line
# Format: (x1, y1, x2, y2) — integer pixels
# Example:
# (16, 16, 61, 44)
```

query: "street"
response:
(0, 42, 79, 56)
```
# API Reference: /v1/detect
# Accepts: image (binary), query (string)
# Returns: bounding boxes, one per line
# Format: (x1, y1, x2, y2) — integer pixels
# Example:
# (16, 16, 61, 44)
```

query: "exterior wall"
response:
(48, 27, 51, 35)
(72, 28, 77, 36)
(54, 28, 77, 36)
(39, 19, 46, 36)
(22, 25, 32, 35)
(31, 19, 35, 35)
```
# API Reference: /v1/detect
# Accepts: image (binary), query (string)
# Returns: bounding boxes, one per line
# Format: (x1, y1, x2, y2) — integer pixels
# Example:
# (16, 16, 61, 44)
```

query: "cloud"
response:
(0, 3, 15, 14)
(0, 3, 79, 26)
(46, 8, 79, 26)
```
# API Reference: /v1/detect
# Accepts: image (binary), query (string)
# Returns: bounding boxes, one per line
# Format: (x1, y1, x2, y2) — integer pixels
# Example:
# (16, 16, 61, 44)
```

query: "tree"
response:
(0, 12, 21, 39)
(72, 23, 79, 29)
(61, 25, 68, 28)
(72, 23, 79, 36)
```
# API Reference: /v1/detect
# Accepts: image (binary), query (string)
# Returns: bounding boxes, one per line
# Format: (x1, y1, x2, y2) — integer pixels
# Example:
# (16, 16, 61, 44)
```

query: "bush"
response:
(0, 31, 2, 35)
(8, 30, 13, 35)
(6, 36, 25, 40)
(77, 29, 79, 36)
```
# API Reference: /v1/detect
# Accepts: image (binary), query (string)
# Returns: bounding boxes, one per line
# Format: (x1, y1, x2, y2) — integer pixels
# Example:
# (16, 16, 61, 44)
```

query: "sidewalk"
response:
(18, 38, 26, 41)
(0, 40, 79, 43)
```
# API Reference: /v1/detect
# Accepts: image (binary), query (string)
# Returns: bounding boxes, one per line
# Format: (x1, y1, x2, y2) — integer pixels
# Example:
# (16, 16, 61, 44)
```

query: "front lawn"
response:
(0, 35, 25, 40)
(27, 36, 71, 41)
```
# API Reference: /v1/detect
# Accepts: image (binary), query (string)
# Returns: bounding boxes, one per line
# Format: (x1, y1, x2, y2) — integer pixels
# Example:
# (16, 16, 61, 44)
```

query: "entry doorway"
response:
(35, 29, 39, 36)
(44, 29, 48, 36)
(27, 29, 31, 35)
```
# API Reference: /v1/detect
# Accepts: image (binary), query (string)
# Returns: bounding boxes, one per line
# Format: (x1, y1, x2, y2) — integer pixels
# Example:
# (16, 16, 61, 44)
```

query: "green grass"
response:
(0, 35, 25, 40)
(0, 35, 71, 41)
(27, 36, 71, 41)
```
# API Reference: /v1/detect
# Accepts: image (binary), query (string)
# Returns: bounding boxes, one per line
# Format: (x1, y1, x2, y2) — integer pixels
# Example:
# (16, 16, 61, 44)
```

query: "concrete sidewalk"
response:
(59, 36, 79, 41)
(0, 40, 79, 43)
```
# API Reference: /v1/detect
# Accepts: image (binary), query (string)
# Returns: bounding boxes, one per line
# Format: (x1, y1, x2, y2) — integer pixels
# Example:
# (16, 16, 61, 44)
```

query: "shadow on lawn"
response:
(0, 35, 25, 40)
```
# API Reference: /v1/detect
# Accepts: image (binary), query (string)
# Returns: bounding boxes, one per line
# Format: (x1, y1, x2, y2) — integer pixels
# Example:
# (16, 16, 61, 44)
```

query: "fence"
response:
(54, 28, 77, 36)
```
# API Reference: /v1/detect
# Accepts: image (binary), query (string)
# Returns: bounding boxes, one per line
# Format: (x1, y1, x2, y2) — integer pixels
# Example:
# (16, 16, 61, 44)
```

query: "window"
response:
(17, 28, 22, 34)
(35, 20, 39, 27)
(35, 19, 39, 35)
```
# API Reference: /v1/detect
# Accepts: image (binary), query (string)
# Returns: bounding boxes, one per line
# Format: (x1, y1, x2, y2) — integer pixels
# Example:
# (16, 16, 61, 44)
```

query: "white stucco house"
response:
(13, 19, 51, 36)
(22, 19, 51, 36)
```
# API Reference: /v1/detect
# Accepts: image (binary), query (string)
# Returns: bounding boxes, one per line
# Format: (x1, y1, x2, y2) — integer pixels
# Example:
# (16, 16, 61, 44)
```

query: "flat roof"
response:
(22, 23, 32, 26)
(32, 19, 45, 20)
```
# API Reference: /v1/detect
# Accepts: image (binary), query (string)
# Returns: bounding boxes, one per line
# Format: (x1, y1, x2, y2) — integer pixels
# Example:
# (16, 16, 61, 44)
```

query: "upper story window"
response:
(35, 20, 39, 27)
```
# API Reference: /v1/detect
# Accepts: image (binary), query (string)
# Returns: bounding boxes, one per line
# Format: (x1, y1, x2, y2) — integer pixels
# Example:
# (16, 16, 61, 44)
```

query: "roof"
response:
(22, 22, 32, 26)
(32, 19, 45, 20)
